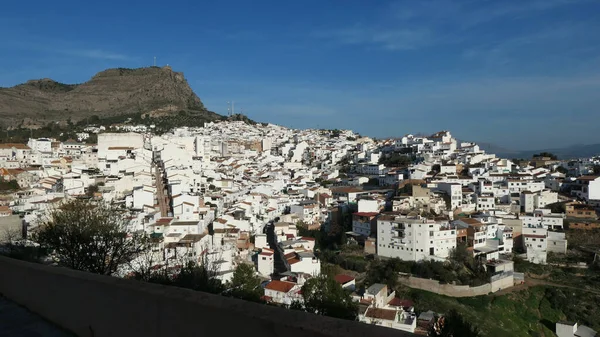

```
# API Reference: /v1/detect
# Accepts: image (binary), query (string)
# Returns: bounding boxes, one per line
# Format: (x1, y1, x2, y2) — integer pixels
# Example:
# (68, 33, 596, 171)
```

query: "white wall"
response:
(358, 199, 379, 213)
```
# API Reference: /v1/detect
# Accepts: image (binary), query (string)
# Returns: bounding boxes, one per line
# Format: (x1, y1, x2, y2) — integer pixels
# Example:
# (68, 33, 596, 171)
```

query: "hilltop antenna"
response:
(227, 101, 231, 116)
(153, 56, 156, 67)
(232, 101, 235, 116)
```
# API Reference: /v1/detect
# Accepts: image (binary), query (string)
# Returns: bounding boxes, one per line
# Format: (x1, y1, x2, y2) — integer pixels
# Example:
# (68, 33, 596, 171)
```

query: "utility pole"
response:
(232, 101, 235, 116)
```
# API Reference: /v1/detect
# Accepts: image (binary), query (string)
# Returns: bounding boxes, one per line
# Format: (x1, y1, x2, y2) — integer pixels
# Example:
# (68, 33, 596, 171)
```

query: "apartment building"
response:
(523, 227, 546, 264)
(352, 212, 379, 237)
(377, 215, 457, 261)
(521, 209, 564, 230)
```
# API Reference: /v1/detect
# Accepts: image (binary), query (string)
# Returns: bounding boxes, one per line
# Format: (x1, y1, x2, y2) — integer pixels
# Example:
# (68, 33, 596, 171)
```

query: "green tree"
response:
(0, 180, 20, 191)
(34, 199, 149, 276)
(556, 166, 568, 174)
(431, 309, 480, 337)
(547, 202, 566, 214)
(533, 152, 558, 160)
(167, 261, 224, 294)
(449, 242, 470, 265)
(86, 184, 99, 197)
(366, 258, 406, 290)
(301, 274, 357, 320)
(226, 263, 262, 302)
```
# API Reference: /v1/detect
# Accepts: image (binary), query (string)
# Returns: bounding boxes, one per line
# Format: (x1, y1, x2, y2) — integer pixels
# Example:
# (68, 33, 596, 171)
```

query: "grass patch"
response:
(406, 285, 599, 337)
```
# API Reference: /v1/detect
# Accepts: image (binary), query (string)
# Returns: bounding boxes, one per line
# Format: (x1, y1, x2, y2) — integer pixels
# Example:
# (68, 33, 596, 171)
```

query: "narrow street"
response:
(154, 164, 169, 217)
(265, 221, 288, 277)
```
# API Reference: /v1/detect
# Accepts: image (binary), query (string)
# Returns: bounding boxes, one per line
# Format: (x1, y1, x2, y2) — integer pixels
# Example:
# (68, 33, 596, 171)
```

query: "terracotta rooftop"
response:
(334, 274, 355, 285)
(459, 218, 483, 226)
(0, 143, 31, 150)
(353, 212, 379, 217)
(331, 187, 363, 193)
(365, 308, 397, 321)
(388, 298, 414, 308)
(107, 146, 134, 150)
(578, 175, 600, 181)
(265, 280, 296, 293)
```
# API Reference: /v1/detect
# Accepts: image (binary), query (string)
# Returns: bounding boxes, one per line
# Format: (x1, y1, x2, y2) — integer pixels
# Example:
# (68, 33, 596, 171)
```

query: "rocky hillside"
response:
(0, 66, 222, 127)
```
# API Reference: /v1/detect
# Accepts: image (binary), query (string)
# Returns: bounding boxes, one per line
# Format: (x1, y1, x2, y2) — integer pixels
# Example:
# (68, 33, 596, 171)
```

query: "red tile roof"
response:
(334, 274, 355, 285)
(265, 280, 296, 293)
(107, 146, 134, 150)
(353, 212, 379, 217)
(0, 143, 30, 150)
(388, 298, 414, 308)
(365, 308, 397, 321)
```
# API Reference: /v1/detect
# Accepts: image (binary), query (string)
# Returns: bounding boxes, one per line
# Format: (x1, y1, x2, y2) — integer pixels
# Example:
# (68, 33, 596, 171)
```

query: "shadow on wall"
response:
(0, 256, 416, 337)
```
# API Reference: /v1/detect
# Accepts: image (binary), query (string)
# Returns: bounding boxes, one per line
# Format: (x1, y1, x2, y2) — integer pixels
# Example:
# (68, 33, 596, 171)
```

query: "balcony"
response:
(0, 256, 416, 337)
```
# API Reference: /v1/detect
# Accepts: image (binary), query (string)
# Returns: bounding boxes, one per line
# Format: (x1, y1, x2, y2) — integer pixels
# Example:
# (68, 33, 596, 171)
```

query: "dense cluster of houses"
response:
(1, 123, 599, 335)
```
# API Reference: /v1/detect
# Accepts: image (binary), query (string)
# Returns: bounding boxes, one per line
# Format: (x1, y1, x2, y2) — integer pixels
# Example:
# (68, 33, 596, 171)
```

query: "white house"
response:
(436, 183, 462, 210)
(523, 227, 548, 264)
(377, 215, 457, 261)
(263, 280, 302, 305)
(521, 209, 564, 230)
(257, 248, 275, 277)
(555, 321, 597, 337)
(285, 251, 321, 276)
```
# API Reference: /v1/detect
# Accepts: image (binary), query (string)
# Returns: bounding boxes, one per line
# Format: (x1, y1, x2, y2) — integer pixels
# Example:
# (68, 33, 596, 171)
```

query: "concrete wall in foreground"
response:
(0, 256, 415, 337)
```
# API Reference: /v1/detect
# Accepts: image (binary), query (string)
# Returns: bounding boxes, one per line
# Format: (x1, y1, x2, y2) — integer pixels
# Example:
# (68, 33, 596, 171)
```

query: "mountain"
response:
(0, 66, 223, 128)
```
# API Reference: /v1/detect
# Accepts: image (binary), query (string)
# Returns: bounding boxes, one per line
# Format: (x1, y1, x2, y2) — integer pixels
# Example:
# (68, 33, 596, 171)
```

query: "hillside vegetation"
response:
(408, 286, 600, 337)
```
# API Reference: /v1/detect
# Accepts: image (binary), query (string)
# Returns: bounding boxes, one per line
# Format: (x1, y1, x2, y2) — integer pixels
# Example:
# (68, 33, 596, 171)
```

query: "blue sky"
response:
(1, 0, 600, 150)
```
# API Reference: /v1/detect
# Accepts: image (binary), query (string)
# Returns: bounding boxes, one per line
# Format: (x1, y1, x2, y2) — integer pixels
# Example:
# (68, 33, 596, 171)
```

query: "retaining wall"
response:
(399, 273, 514, 297)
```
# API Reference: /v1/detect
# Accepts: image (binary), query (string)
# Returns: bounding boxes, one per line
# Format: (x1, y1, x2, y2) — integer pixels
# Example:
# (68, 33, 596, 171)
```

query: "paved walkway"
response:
(0, 296, 74, 337)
